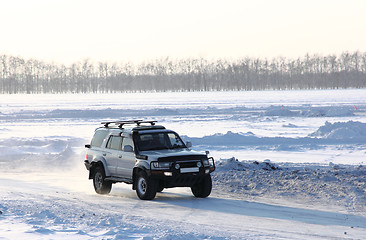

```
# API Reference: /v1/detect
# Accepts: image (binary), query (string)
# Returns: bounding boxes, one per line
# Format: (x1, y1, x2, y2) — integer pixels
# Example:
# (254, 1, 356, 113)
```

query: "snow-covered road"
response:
(2, 167, 366, 240)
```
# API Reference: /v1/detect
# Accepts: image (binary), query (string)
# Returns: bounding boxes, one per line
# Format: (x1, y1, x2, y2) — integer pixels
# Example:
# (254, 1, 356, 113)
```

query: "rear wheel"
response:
(191, 174, 212, 198)
(93, 166, 112, 194)
(136, 171, 157, 200)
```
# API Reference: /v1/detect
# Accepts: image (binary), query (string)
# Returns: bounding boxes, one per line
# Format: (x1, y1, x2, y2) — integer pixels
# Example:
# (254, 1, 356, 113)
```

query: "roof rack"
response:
(101, 120, 157, 128)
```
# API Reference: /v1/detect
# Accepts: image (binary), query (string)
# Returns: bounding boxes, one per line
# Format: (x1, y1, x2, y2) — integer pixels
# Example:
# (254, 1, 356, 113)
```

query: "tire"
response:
(191, 174, 212, 198)
(93, 166, 112, 194)
(135, 171, 157, 200)
(156, 185, 164, 193)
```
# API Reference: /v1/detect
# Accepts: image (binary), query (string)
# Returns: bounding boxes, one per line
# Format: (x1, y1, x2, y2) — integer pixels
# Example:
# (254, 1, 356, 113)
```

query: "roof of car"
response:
(98, 120, 171, 133)
(101, 120, 159, 128)
(97, 120, 167, 133)
(96, 126, 171, 136)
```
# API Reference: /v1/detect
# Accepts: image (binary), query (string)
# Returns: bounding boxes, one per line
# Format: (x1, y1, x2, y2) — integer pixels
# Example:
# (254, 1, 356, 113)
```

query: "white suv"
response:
(84, 120, 215, 200)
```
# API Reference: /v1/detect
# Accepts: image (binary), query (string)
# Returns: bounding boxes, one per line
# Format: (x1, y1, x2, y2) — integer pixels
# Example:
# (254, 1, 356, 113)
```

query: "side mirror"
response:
(85, 144, 91, 148)
(124, 145, 134, 152)
(186, 141, 192, 148)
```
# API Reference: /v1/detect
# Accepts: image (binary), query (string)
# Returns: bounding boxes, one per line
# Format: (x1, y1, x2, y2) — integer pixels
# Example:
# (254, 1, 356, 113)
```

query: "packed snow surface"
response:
(1, 89, 366, 239)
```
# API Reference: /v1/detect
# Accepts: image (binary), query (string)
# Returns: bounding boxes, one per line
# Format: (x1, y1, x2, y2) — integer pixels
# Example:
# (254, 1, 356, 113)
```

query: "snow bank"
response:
(184, 131, 298, 148)
(213, 158, 366, 212)
(263, 106, 298, 116)
(282, 123, 299, 128)
(301, 107, 355, 117)
(263, 106, 355, 117)
(310, 121, 366, 140)
(216, 157, 279, 171)
(184, 120, 366, 149)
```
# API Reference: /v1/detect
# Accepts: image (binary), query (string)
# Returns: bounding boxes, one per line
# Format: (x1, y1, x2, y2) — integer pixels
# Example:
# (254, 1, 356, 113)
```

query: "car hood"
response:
(140, 148, 206, 161)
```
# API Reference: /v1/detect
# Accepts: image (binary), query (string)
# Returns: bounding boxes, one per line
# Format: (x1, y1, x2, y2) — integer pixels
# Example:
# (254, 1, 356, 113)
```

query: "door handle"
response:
(103, 153, 106, 156)
(118, 155, 122, 158)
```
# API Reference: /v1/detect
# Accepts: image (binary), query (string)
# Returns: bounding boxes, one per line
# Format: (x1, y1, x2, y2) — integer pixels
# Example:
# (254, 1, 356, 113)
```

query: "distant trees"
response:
(1, 51, 366, 94)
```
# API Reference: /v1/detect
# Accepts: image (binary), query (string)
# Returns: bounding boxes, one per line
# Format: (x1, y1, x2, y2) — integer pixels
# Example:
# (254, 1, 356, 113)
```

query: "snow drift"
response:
(310, 121, 366, 140)
(214, 158, 366, 212)
(263, 105, 355, 117)
(184, 120, 366, 148)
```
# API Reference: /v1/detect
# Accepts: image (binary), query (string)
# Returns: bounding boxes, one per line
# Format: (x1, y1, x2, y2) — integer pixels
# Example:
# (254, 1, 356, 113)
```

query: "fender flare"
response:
(89, 157, 110, 179)
(132, 164, 150, 190)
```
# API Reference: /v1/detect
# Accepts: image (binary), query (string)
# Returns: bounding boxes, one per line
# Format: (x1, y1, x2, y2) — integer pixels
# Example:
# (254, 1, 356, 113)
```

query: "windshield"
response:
(135, 132, 186, 151)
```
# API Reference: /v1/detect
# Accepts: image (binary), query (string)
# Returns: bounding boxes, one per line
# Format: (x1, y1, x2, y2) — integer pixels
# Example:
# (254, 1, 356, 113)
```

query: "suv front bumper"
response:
(149, 158, 215, 188)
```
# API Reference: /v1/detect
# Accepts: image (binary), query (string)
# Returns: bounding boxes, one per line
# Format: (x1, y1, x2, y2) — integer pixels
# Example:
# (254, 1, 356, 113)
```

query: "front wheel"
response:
(156, 184, 164, 193)
(136, 171, 157, 200)
(191, 174, 212, 198)
(93, 166, 112, 194)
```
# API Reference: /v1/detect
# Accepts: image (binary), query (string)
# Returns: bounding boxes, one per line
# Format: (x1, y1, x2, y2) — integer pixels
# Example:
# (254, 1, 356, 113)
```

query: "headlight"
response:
(152, 162, 171, 169)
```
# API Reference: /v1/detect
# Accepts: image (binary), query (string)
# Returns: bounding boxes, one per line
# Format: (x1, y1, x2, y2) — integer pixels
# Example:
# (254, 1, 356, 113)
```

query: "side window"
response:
(106, 136, 122, 150)
(167, 133, 185, 148)
(122, 137, 134, 151)
(91, 130, 108, 147)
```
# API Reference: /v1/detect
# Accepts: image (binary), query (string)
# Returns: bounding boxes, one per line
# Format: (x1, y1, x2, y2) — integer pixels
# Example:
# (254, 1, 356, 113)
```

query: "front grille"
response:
(158, 155, 207, 162)
(178, 161, 199, 168)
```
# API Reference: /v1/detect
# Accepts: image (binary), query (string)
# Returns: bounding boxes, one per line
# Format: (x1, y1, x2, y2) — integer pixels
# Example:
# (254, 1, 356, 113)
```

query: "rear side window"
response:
(106, 136, 123, 150)
(91, 130, 108, 147)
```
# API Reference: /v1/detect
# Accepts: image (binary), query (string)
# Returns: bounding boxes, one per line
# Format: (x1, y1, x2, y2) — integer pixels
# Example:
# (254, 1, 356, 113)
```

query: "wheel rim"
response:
(94, 172, 103, 189)
(137, 177, 147, 195)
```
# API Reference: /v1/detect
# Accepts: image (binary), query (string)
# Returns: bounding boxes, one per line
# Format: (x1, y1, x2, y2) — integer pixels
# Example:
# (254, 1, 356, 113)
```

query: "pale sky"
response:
(1, 0, 366, 65)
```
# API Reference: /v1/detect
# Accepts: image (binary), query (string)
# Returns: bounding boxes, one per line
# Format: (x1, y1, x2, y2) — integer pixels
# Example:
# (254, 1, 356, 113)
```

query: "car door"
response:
(116, 136, 136, 178)
(104, 135, 123, 176)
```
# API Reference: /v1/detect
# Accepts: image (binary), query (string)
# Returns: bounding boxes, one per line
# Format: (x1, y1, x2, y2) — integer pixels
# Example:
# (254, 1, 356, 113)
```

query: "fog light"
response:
(205, 169, 210, 174)
(164, 172, 173, 176)
(175, 163, 180, 170)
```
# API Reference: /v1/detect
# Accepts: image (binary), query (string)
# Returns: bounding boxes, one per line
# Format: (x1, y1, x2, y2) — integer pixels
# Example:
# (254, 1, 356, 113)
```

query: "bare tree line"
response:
(1, 51, 366, 94)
